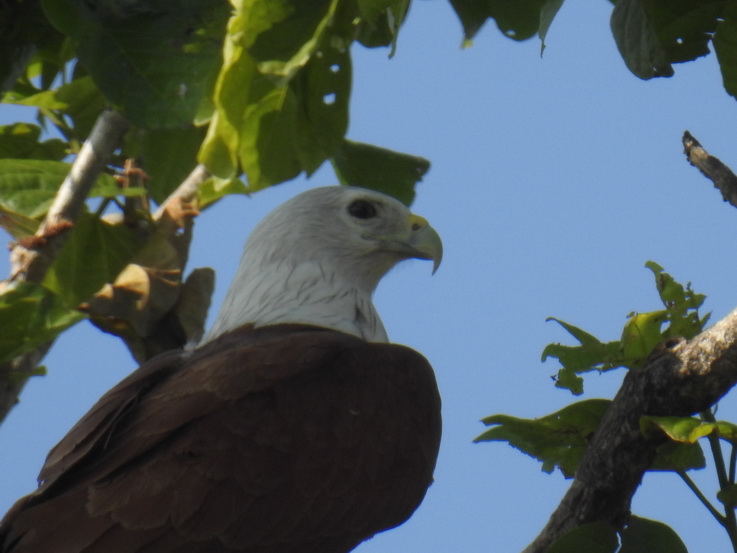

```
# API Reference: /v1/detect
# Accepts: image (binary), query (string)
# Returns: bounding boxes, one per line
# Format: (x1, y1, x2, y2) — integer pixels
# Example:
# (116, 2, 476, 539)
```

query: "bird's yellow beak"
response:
(404, 214, 443, 274)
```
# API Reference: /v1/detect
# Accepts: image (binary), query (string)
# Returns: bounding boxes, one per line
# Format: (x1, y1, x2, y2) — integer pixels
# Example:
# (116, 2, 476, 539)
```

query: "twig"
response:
(683, 131, 737, 209)
(153, 164, 211, 221)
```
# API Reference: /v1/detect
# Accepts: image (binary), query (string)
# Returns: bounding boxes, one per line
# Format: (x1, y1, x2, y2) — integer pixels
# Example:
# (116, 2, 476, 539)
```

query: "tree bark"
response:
(524, 134, 737, 552)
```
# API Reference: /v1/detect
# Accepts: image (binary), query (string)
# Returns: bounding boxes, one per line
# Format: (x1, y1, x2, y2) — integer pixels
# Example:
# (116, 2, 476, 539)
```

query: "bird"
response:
(0, 185, 443, 553)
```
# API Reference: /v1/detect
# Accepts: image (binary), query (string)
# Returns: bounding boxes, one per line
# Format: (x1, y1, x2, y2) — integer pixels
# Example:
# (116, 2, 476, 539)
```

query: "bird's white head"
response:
(201, 186, 442, 344)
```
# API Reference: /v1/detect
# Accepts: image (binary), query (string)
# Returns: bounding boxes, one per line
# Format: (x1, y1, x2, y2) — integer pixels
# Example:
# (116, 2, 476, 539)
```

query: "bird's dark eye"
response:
(348, 199, 377, 220)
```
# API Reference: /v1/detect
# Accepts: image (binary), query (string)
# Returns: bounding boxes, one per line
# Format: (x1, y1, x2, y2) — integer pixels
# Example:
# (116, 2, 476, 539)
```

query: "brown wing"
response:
(1, 324, 441, 553)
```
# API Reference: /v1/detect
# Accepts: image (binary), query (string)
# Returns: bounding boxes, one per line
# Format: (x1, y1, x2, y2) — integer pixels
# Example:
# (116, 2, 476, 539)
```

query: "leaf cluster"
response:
(477, 264, 737, 549)
(448, 0, 737, 100)
(544, 261, 709, 395)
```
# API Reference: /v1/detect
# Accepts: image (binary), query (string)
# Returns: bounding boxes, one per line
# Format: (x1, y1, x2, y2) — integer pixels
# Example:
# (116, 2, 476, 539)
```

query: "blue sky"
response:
(2, 0, 737, 551)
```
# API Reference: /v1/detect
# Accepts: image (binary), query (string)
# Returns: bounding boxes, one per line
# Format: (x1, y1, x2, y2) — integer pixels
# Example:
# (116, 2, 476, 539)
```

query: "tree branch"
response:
(0, 109, 130, 424)
(7, 109, 131, 285)
(683, 131, 737, 209)
(524, 134, 737, 552)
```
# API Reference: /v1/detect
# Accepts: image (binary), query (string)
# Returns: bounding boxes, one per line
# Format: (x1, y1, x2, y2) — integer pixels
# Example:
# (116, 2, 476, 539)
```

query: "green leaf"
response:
(0, 204, 40, 239)
(713, 2, 737, 100)
(611, 0, 725, 81)
(644, 261, 709, 339)
(0, 123, 67, 161)
(43, 213, 140, 306)
(539, 0, 565, 55)
(126, 127, 207, 204)
(649, 439, 705, 472)
(196, 175, 250, 207)
(0, 159, 137, 220)
(619, 515, 688, 553)
(620, 310, 668, 368)
(0, 159, 71, 217)
(356, 0, 409, 50)
(42, 0, 230, 128)
(0, 282, 85, 364)
(547, 521, 619, 553)
(293, 40, 351, 175)
(476, 399, 610, 478)
(542, 317, 623, 394)
(0, 0, 65, 94)
(611, 0, 674, 79)
(643, 415, 737, 445)
(448, 0, 493, 43)
(250, 0, 340, 80)
(331, 139, 429, 206)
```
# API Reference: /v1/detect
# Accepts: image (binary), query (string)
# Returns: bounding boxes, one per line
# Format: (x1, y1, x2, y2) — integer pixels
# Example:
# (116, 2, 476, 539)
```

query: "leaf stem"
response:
(677, 469, 726, 525)
(701, 410, 737, 550)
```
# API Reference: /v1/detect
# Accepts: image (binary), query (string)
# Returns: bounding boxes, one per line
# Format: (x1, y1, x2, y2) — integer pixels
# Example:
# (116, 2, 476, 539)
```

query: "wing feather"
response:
(1, 324, 441, 553)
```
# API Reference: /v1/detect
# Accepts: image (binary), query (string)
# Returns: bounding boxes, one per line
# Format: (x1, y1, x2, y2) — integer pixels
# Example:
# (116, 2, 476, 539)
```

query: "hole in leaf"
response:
(323, 93, 336, 105)
(329, 64, 340, 73)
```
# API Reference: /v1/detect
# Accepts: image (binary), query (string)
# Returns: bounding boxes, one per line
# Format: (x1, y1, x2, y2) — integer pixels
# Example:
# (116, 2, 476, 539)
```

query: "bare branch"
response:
(683, 131, 737, 209)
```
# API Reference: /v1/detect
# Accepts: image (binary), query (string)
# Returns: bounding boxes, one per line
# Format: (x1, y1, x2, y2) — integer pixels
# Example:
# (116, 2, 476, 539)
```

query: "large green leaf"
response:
(0, 281, 84, 364)
(200, 0, 354, 189)
(41, 0, 230, 128)
(331, 139, 429, 206)
(611, 0, 725, 80)
(619, 515, 688, 553)
(43, 213, 140, 306)
(475, 399, 611, 477)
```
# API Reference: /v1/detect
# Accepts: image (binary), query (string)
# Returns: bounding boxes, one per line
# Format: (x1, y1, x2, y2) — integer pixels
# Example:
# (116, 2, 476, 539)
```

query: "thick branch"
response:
(0, 109, 130, 424)
(524, 310, 737, 552)
(683, 130, 737, 209)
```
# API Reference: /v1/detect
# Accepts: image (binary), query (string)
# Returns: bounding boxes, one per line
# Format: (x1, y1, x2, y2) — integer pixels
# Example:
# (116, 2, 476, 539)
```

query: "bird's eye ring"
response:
(348, 199, 377, 220)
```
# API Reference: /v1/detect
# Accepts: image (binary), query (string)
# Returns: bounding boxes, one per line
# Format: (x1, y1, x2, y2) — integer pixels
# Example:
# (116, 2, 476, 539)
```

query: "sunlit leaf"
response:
(476, 399, 610, 477)
(620, 310, 667, 368)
